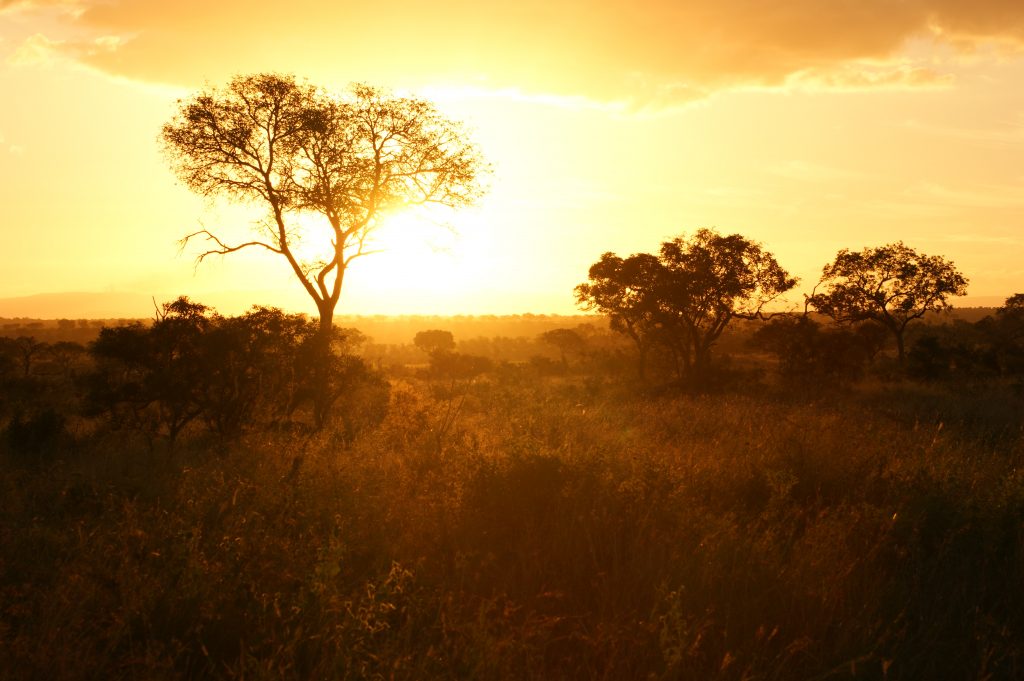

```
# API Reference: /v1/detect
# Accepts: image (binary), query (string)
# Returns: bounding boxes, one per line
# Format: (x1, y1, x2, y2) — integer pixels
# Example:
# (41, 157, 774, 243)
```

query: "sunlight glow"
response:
(342, 205, 499, 313)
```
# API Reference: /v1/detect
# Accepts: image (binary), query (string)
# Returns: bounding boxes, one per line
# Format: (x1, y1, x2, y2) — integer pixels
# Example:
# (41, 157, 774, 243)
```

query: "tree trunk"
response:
(317, 303, 335, 338)
(312, 302, 336, 430)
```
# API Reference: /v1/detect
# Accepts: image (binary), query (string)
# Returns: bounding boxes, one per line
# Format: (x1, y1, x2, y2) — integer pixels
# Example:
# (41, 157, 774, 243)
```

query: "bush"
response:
(4, 408, 69, 466)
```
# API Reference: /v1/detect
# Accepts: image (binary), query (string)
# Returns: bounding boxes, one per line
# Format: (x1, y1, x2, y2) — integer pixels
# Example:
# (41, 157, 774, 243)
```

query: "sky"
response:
(1, 0, 1023, 317)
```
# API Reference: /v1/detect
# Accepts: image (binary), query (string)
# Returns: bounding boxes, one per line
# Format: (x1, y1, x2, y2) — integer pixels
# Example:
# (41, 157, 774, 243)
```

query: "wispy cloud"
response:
(786, 63, 956, 91)
(7, 31, 120, 66)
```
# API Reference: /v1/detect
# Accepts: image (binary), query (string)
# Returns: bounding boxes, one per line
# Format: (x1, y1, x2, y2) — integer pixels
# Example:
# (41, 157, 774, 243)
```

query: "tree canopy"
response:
(809, 242, 968, 361)
(162, 74, 487, 334)
(576, 228, 795, 382)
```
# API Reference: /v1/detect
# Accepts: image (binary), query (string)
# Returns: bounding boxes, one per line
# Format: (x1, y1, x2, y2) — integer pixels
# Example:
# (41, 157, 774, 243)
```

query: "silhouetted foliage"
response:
(577, 229, 795, 384)
(86, 301, 209, 445)
(809, 242, 968, 362)
(428, 351, 493, 381)
(84, 297, 388, 445)
(904, 320, 1000, 382)
(574, 252, 662, 379)
(0, 336, 47, 378)
(752, 315, 879, 384)
(413, 329, 456, 356)
(47, 341, 86, 379)
(539, 328, 586, 368)
(4, 408, 69, 466)
(976, 294, 1024, 376)
(163, 74, 487, 337)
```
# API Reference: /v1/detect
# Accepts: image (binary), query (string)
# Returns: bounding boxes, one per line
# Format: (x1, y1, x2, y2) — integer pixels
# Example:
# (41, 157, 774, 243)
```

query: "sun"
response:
(341, 205, 497, 314)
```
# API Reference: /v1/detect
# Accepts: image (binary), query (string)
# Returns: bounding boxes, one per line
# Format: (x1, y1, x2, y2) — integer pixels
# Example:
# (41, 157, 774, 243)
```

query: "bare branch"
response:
(179, 229, 283, 265)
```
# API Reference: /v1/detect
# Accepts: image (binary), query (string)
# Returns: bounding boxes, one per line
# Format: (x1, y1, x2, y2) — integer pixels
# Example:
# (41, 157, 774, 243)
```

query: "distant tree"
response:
(656, 229, 796, 378)
(429, 351, 493, 381)
(995, 293, 1024, 342)
(162, 74, 486, 338)
(2, 337, 48, 378)
(809, 242, 968, 362)
(48, 341, 86, 379)
(414, 329, 456, 356)
(574, 252, 664, 378)
(976, 293, 1024, 375)
(539, 328, 586, 368)
(576, 229, 795, 382)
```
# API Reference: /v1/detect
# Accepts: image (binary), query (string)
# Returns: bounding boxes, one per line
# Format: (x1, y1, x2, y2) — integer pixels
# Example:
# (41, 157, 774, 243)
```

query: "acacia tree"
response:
(576, 229, 795, 382)
(657, 229, 796, 377)
(539, 328, 586, 368)
(162, 74, 486, 336)
(574, 252, 664, 378)
(413, 329, 456, 356)
(809, 242, 968, 362)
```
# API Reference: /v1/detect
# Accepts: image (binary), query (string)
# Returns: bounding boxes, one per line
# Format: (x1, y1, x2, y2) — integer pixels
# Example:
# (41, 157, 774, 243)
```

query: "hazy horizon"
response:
(3, 1, 1024, 317)
(0, 289, 1012, 322)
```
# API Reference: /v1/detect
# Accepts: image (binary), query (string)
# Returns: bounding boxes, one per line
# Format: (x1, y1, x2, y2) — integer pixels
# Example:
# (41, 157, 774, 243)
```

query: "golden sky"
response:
(2, 0, 1023, 316)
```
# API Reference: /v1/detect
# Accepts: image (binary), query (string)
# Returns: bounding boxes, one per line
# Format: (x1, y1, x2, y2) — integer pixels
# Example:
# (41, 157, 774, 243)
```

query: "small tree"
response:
(539, 328, 586, 368)
(995, 294, 1024, 342)
(3, 337, 48, 378)
(574, 252, 664, 378)
(413, 329, 456, 356)
(576, 229, 795, 382)
(809, 242, 968, 362)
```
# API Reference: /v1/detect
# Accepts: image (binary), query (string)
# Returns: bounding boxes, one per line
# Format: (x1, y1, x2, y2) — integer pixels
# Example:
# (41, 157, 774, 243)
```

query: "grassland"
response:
(2, 363, 1022, 680)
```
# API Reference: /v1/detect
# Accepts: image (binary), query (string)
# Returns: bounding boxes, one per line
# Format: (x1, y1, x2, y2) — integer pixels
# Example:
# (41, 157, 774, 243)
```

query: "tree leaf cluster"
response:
(808, 242, 969, 360)
(575, 228, 796, 383)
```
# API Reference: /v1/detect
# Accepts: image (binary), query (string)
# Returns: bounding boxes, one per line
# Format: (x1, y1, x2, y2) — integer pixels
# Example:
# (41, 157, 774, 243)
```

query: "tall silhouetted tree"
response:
(809, 242, 968, 362)
(162, 74, 486, 337)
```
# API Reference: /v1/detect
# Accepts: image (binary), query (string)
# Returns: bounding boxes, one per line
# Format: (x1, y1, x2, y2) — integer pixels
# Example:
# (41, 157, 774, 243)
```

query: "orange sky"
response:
(1, 0, 1023, 316)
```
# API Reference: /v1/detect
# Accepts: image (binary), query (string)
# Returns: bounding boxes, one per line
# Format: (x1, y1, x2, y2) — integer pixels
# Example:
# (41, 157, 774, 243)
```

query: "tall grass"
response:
(2, 375, 1023, 679)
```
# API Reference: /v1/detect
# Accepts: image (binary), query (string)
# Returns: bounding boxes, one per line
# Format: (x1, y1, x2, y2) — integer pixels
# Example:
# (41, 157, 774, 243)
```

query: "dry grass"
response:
(2, 374, 1023, 679)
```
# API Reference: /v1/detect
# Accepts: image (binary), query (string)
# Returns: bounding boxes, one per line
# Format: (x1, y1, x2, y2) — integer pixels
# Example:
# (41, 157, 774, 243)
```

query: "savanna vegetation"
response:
(2, 280, 1023, 679)
(2, 73, 1023, 679)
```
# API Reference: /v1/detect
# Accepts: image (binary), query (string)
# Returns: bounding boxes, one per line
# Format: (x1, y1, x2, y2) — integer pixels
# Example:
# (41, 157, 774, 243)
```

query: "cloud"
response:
(6, 32, 62, 66)
(7, 30, 120, 66)
(787, 63, 956, 91)
(8, 0, 1024, 106)
(0, 0, 81, 16)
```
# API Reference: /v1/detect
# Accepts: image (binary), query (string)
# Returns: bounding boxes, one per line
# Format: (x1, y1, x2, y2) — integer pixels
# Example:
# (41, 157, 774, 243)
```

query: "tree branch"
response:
(179, 229, 283, 264)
